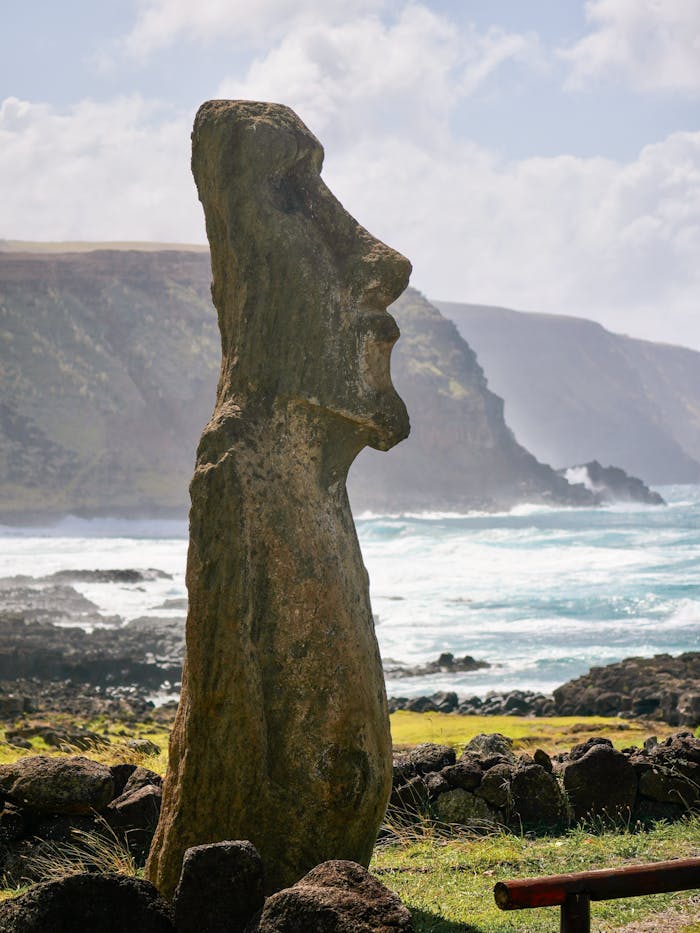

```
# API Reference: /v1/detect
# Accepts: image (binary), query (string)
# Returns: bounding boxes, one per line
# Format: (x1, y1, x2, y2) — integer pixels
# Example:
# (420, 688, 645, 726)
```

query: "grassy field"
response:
(2, 712, 699, 929)
(1, 711, 685, 771)
(389, 711, 682, 753)
(372, 818, 700, 931)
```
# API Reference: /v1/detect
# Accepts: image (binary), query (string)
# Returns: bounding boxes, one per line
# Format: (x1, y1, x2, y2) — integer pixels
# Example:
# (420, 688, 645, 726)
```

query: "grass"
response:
(0, 717, 170, 774)
(0, 712, 689, 771)
(2, 711, 699, 930)
(389, 711, 681, 753)
(9, 818, 138, 886)
(372, 817, 700, 931)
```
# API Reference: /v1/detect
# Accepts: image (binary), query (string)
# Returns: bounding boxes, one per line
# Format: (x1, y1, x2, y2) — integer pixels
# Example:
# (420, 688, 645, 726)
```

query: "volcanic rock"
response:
(0, 755, 114, 814)
(0, 873, 174, 933)
(249, 860, 414, 933)
(173, 841, 265, 933)
(562, 744, 637, 821)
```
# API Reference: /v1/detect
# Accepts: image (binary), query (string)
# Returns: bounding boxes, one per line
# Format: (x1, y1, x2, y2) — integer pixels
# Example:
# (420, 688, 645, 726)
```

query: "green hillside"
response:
(0, 248, 597, 522)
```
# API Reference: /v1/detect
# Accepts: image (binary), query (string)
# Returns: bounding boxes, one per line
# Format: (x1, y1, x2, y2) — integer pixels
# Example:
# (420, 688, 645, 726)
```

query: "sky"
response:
(1, 0, 699, 349)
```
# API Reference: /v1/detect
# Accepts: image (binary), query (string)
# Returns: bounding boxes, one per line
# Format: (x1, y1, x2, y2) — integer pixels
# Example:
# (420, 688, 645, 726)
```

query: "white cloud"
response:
(321, 128, 700, 348)
(3, 0, 699, 352)
(562, 0, 700, 93)
(124, 0, 388, 56)
(216, 7, 541, 149)
(0, 96, 203, 242)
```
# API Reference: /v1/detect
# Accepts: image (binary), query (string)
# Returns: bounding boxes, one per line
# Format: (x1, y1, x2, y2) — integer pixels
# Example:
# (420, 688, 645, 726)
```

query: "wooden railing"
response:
(494, 857, 700, 932)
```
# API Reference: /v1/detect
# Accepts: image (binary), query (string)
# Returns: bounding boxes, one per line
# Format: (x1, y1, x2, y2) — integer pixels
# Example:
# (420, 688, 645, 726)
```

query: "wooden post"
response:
(560, 892, 591, 932)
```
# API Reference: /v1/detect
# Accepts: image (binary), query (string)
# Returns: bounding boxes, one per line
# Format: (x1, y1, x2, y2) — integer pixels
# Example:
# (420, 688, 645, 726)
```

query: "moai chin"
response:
(145, 100, 411, 897)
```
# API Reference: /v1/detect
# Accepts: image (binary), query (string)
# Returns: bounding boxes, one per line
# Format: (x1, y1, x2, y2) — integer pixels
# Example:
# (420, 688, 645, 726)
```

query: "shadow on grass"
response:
(410, 908, 481, 932)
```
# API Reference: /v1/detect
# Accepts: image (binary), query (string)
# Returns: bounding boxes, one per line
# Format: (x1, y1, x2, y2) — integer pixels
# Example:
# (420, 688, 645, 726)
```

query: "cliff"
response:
(348, 289, 594, 511)
(0, 249, 217, 521)
(436, 301, 700, 485)
(0, 248, 657, 521)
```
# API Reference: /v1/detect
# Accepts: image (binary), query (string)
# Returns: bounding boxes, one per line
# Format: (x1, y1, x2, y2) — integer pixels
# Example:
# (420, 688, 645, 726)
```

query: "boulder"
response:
(0, 872, 174, 932)
(174, 841, 265, 933)
(678, 692, 700, 726)
(510, 765, 567, 830)
(0, 804, 26, 842)
(475, 764, 513, 809)
(31, 813, 100, 844)
(249, 860, 414, 932)
(432, 788, 498, 825)
(389, 777, 429, 819)
(440, 760, 482, 792)
(423, 773, 449, 799)
(461, 734, 515, 762)
(569, 737, 613, 761)
(110, 763, 138, 797)
(533, 749, 553, 773)
(394, 743, 456, 780)
(105, 784, 162, 859)
(1, 838, 74, 886)
(0, 756, 114, 814)
(636, 764, 700, 806)
(632, 798, 687, 825)
(123, 766, 163, 795)
(563, 744, 637, 822)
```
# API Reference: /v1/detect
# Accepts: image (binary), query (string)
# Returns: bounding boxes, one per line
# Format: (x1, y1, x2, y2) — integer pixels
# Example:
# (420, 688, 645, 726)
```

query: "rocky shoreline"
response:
(387, 651, 700, 726)
(1, 572, 699, 728)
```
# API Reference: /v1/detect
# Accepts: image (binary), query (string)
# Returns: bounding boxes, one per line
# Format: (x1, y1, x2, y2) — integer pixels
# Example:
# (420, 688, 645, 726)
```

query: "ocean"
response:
(1, 484, 698, 701)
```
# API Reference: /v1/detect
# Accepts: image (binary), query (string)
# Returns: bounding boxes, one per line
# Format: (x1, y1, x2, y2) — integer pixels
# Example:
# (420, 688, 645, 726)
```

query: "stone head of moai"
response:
(146, 100, 411, 898)
(191, 99, 410, 466)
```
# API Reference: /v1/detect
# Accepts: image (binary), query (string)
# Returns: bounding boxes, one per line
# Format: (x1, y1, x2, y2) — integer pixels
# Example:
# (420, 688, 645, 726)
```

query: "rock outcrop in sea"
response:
(559, 461, 665, 505)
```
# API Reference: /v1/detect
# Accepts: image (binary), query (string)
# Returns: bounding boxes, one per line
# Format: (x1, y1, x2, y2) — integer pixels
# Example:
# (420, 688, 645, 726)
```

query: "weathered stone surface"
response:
(475, 763, 513, 808)
(440, 760, 483, 791)
(632, 797, 687, 825)
(533, 748, 553, 772)
(433, 788, 498, 825)
(637, 767, 697, 805)
(393, 743, 456, 782)
(0, 755, 114, 814)
(389, 776, 429, 818)
(110, 763, 137, 797)
(250, 860, 414, 932)
(563, 745, 637, 821)
(106, 784, 162, 857)
(173, 841, 264, 933)
(123, 766, 163, 795)
(461, 733, 515, 762)
(0, 804, 26, 842)
(31, 813, 99, 844)
(510, 764, 567, 829)
(146, 100, 411, 897)
(0, 873, 174, 932)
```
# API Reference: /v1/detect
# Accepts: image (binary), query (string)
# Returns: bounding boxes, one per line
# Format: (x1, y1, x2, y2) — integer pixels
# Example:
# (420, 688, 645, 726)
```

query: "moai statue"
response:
(146, 100, 411, 897)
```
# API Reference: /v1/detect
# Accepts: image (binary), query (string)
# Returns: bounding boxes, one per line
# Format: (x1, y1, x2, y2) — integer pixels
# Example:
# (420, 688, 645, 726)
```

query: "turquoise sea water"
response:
(1, 485, 698, 699)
